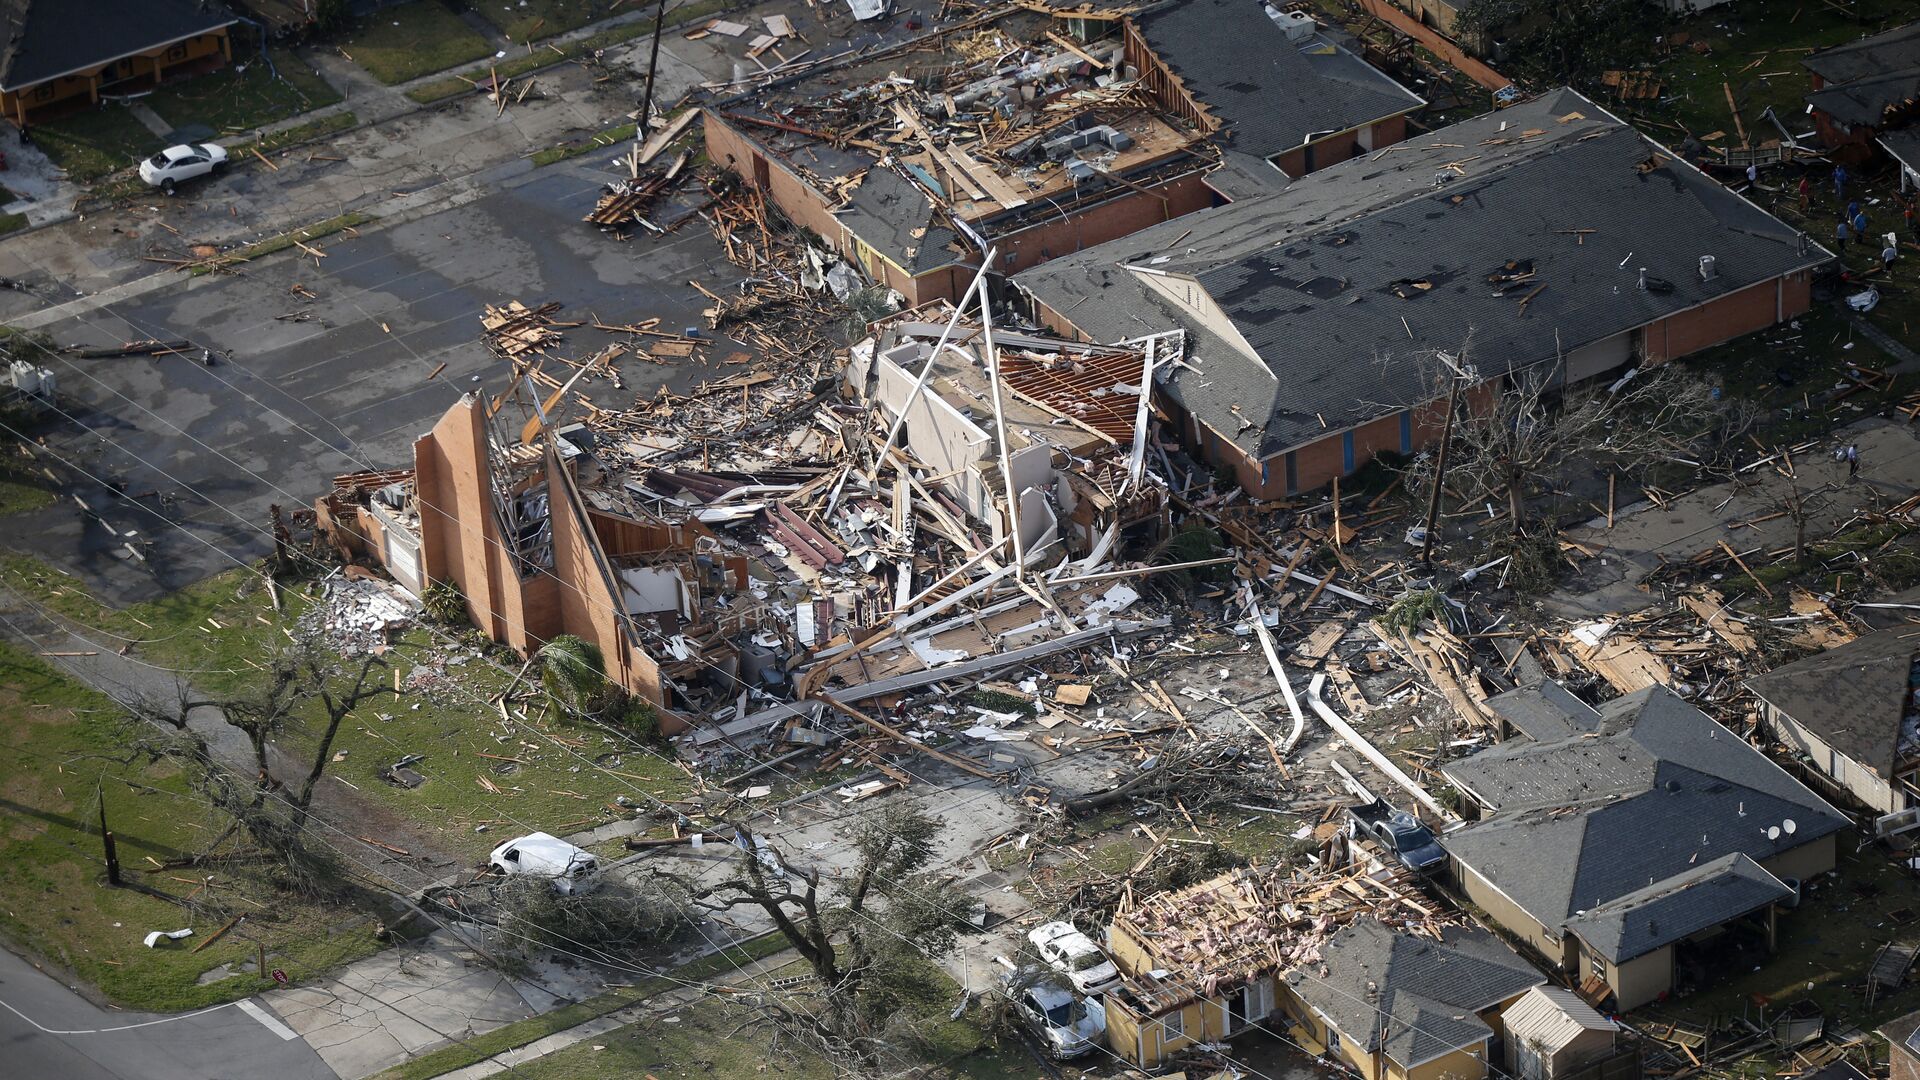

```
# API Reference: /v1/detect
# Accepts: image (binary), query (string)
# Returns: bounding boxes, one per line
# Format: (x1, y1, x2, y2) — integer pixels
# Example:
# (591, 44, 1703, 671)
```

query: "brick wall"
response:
(991, 172, 1217, 278)
(1643, 273, 1809, 363)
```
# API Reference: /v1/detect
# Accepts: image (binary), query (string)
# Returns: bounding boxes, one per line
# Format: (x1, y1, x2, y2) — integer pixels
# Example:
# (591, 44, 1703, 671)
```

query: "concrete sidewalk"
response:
(1552, 417, 1920, 617)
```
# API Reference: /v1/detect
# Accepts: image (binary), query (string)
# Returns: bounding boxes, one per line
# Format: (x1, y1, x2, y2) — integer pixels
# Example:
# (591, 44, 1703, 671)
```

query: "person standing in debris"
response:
(1834, 164, 1848, 200)
(1854, 209, 1870, 241)
(1906, 200, 1918, 238)
(1798, 175, 1812, 210)
(1846, 444, 1860, 480)
(1835, 218, 1849, 252)
(1746, 163, 1759, 188)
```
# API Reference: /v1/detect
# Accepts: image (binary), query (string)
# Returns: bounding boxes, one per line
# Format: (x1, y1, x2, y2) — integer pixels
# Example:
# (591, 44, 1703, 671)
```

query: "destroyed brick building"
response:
(1438, 682, 1848, 1010)
(703, 0, 1420, 305)
(1013, 88, 1828, 497)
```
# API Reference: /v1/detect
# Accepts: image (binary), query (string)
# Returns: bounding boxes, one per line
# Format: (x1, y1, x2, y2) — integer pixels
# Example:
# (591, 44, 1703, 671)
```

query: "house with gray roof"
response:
(1280, 919, 1544, 1080)
(1438, 682, 1847, 1011)
(1803, 21, 1920, 159)
(1012, 87, 1829, 500)
(1747, 625, 1920, 820)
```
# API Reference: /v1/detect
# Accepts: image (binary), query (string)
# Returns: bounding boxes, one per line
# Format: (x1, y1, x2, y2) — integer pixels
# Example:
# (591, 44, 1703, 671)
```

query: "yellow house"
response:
(1103, 866, 1291, 1070)
(0, 0, 237, 124)
(1278, 919, 1545, 1080)
(1444, 682, 1849, 1011)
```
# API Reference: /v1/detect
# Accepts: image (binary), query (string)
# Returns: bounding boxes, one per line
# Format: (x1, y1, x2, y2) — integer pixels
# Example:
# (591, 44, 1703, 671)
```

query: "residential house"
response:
(1103, 866, 1291, 1068)
(1803, 21, 1920, 162)
(704, 0, 1420, 305)
(1278, 919, 1544, 1080)
(1438, 682, 1849, 1010)
(1746, 624, 1920, 818)
(0, 0, 237, 124)
(1012, 88, 1827, 498)
(1879, 1009, 1920, 1080)
(1501, 986, 1629, 1080)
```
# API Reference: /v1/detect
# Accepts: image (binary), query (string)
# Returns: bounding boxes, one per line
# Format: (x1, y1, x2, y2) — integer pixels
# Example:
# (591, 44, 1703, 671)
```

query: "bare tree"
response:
(1404, 355, 1724, 543)
(681, 804, 972, 1071)
(130, 647, 392, 882)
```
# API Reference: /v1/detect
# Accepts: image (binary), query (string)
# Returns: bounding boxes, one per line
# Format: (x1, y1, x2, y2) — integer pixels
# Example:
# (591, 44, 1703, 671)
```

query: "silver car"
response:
(1009, 972, 1107, 1059)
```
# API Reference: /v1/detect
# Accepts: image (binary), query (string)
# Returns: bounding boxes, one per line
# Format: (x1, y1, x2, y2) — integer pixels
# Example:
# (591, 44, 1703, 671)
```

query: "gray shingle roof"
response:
(1884, 131, 1920, 183)
(1439, 684, 1848, 959)
(837, 167, 963, 275)
(1285, 920, 1542, 1069)
(1013, 88, 1830, 461)
(1745, 625, 1920, 779)
(1134, 0, 1422, 164)
(0, 0, 236, 92)
(1802, 22, 1920, 131)
(1486, 680, 1602, 741)
(1562, 853, 1789, 963)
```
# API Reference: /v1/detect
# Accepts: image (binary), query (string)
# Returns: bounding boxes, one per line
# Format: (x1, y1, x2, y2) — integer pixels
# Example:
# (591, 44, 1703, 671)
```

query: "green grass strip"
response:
(374, 931, 789, 1080)
(407, 0, 736, 105)
(190, 211, 374, 276)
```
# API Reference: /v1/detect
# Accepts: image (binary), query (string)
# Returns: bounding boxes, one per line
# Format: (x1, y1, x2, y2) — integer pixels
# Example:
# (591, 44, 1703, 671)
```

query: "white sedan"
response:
(487, 832, 599, 894)
(138, 143, 228, 193)
(1029, 921, 1121, 996)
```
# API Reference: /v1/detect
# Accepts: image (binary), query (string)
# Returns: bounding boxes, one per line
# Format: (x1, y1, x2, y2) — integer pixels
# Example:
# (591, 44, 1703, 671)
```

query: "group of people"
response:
(1793, 165, 1917, 270)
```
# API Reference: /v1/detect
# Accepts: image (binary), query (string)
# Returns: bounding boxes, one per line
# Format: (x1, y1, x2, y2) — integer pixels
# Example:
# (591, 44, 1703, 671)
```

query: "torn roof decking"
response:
(1132, 0, 1423, 163)
(1013, 87, 1831, 462)
(715, 8, 1209, 273)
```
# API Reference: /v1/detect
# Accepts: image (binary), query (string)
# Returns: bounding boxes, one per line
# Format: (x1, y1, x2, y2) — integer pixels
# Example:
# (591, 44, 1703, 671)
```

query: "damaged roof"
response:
(0, 0, 236, 91)
(1439, 684, 1847, 958)
(838, 168, 963, 275)
(1285, 920, 1542, 1068)
(1133, 0, 1422, 165)
(1013, 88, 1829, 461)
(1804, 21, 1920, 130)
(1745, 625, 1920, 777)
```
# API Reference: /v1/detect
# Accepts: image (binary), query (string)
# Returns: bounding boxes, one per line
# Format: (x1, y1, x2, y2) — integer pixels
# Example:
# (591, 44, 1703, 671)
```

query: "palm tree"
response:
(536, 635, 606, 721)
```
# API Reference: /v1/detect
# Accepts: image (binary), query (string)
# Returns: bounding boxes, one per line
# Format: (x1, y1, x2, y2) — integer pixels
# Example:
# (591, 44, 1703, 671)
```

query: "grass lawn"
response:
(33, 105, 157, 182)
(0, 557, 695, 860)
(144, 58, 343, 137)
(474, 0, 627, 43)
(1632, 0, 1914, 145)
(507, 956, 1032, 1080)
(404, 9, 717, 105)
(0, 642, 386, 1010)
(1645, 845, 1920, 1034)
(344, 2, 497, 86)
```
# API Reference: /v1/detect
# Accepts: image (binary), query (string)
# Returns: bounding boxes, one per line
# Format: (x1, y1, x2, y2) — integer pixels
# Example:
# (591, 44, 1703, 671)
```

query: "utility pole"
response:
(1420, 354, 1470, 568)
(97, 782, 120, 886)
(635, 0, 672, 156)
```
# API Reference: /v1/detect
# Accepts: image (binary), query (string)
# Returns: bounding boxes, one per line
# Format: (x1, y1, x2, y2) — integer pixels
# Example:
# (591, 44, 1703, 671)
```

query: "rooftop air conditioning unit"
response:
(1269, 7, 1317, 43)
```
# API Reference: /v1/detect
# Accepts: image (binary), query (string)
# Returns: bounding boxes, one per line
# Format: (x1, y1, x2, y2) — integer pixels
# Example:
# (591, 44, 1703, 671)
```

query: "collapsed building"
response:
(317, 271, 1178, 745)
(704, 0, 1422, 305)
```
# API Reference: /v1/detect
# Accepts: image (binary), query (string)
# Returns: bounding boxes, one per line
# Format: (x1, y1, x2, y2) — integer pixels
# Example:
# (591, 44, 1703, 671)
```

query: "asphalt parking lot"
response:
(11, 154, 755, 603)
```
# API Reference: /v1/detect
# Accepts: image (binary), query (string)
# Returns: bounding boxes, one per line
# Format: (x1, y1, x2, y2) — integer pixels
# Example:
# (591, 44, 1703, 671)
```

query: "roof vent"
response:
(1699, 255, 1717, 281)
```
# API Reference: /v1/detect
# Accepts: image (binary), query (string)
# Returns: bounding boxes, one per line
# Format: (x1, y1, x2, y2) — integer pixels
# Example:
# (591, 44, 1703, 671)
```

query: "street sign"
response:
(271, 969, 289, 985)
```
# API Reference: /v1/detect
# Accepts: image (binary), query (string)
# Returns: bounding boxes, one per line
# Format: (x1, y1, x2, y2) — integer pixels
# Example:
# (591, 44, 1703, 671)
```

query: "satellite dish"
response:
(1784, 819, 1797, 835)
(1767, 826, 1781, 840)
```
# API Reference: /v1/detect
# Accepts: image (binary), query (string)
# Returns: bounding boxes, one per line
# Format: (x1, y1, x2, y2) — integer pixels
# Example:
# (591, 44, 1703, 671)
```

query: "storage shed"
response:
(1503, 986, 1618, 1080)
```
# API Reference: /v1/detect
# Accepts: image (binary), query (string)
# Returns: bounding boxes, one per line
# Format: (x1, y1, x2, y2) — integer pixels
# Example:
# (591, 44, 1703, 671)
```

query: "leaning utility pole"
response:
(1420, 352, 1471, 568)
(635, 0, 672, 151)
